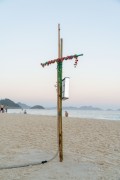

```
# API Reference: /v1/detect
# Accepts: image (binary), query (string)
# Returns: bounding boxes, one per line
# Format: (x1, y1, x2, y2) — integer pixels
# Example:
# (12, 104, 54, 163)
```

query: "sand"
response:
(0, 113, 120, 180)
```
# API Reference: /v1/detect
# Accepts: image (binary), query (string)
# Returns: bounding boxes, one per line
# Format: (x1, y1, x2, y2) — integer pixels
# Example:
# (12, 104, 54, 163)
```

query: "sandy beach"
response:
(0, 113, 120, 180)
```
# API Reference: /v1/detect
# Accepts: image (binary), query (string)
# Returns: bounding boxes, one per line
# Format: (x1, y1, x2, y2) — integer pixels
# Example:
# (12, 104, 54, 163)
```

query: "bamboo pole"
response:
(57, 24, 63, 162)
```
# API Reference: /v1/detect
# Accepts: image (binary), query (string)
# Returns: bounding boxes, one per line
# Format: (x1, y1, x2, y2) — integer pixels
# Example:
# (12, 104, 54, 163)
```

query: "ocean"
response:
(7, 109, 120, 121)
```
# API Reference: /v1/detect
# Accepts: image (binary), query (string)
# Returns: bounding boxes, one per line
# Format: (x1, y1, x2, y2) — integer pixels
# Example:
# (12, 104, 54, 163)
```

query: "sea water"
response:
(7, 109, 120, 121)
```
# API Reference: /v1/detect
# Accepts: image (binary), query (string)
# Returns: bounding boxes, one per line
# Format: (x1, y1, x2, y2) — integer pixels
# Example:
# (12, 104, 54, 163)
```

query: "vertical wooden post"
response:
(57, 24, 63, 162)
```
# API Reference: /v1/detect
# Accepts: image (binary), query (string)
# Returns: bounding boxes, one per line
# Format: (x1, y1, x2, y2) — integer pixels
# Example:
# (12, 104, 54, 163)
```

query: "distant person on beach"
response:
(24, 110, 27, 114)
(5, 105, 8, 113)
(65, 111, 68, 117)
(0, 105, 4, 113)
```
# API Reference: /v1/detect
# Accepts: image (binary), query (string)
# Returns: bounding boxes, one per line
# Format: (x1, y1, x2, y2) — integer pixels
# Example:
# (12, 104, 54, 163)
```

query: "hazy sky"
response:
(0, 0, 120, 108)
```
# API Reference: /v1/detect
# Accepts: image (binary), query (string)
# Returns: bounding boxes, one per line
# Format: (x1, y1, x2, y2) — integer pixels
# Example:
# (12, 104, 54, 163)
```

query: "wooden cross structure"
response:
(41, 24, 83, 162)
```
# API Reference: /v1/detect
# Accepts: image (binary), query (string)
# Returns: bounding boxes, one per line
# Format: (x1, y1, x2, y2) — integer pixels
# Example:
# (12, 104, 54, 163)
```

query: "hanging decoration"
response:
(41, 54, 83, 68)
(74, 57, 79, 68)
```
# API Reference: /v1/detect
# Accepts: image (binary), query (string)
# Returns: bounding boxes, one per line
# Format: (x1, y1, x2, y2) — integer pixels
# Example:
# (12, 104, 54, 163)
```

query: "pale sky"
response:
(0, 0, 120, 109)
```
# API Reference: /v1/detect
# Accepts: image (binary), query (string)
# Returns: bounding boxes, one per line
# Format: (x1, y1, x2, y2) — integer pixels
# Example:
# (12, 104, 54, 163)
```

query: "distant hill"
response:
(0, 99, 21, 109)
(106, 108, 113, 111)
(47, 107, 78, 110)
(30, 105, 45, 109)
(47, 106, 102, 110)
(18, 102, 31, 109)
(63, 106, 79, 110)
(79, 106, 102, 110)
